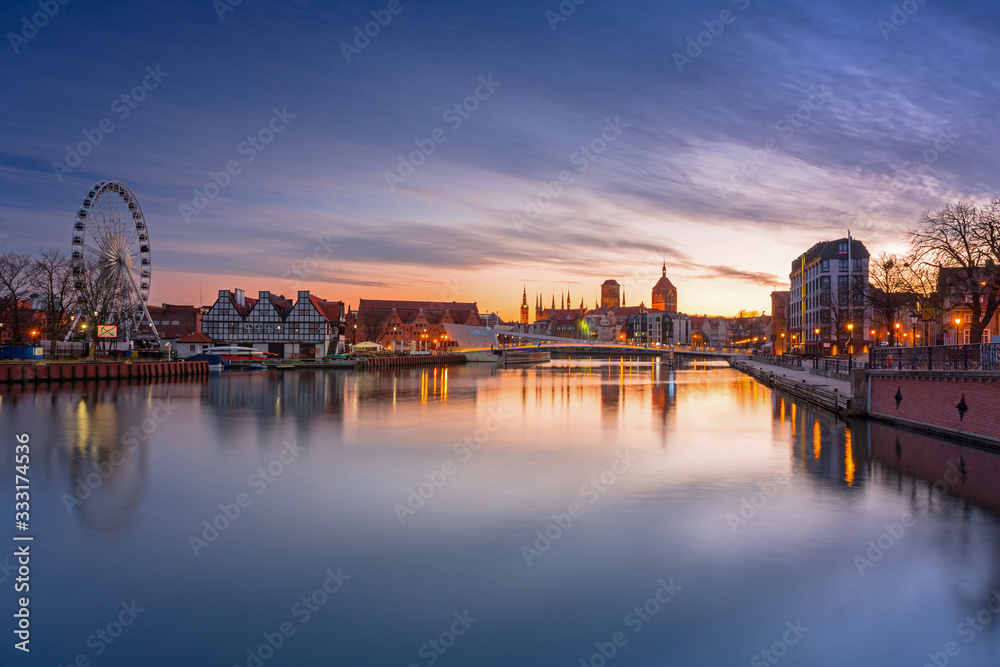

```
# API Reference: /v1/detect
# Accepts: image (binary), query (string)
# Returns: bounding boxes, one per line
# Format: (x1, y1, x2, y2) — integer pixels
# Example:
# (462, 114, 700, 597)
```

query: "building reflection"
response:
(0, 379, 201, 535)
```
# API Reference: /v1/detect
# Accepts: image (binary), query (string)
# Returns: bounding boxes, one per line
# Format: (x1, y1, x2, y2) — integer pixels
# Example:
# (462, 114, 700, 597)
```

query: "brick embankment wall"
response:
(867, 372, 1000, 447)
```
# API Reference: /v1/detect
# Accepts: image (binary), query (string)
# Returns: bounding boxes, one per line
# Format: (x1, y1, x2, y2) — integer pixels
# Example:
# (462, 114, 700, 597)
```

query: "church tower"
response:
(520, 286, 529, 324)
(600, 279, 621, 309)
(651, 260, 678, 312)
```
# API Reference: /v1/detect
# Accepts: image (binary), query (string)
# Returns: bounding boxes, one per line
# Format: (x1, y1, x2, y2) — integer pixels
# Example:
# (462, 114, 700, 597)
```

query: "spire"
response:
(561, 292, 565, 310)
(662, 258, 666, 277)
(622, 288, 626, 307)
(567, 287, 571, 308)
(551, 293, 555, 310)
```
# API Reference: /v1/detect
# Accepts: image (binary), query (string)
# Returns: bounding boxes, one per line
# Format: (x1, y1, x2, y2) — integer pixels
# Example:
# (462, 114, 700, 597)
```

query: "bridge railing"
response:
(869, 343, 1000, 371)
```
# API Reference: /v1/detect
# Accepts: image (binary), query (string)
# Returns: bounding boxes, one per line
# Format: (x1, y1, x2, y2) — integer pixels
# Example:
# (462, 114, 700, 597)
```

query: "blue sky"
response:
(2, 0, 999, 317)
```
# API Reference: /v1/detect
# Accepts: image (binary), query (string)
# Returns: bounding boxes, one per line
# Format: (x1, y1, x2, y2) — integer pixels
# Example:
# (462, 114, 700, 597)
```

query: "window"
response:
(189, 344, 195, 351)
(820, 276, 830, 289)
(820, 293, 830, 306)
(838, 275, 848, 288)
(964, 329, 970, 345)
(839, 292, 848, 306)
(821, 260, 829, 272)
(853, 259, 863, 273)
(964, 314, 972, 323)
(839, 259, 848, 271)
(839, 242, 847, 254)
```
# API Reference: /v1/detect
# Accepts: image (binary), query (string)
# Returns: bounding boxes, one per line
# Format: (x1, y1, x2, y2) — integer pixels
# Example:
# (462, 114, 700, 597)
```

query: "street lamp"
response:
(909, 312, 919, 347)
(780, 332, 785, 354)
(847, 323, 853, 368)
(814, 328, 820, 357)
(894, 322, 900, 346)
(954, 317, 962, 345)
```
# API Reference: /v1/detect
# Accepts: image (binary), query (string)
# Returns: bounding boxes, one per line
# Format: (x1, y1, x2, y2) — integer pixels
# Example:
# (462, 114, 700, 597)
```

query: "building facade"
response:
(147, 303, 202, 341)
(600, 280, 621, 309)
(651, 263, 678, 313)
(201, 289, 346, 358)
(357, 299, 481, 351)
(789, 237, 870, 356)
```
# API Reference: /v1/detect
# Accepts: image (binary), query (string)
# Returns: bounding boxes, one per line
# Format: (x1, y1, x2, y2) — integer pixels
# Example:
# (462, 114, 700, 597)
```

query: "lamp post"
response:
(814, 328, 820, 358)
(780, 332, 785, 355)
(909, 312, 919, 347)
(847, 323, 853, 369)
(893, 322, 900, 347)
(954, 317, 962, 345)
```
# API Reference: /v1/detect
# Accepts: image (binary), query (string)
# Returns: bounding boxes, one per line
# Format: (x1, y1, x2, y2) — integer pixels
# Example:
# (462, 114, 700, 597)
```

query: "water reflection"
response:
(4, 362, 1000, 665)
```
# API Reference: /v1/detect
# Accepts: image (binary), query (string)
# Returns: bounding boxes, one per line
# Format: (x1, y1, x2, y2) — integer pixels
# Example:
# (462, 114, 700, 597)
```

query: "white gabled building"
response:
(201, 289, 346, 358)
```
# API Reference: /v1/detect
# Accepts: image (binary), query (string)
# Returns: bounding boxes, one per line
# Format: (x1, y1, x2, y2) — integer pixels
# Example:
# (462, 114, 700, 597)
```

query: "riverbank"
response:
(729, 359, 851, 413)
(0, 360, 210, 382)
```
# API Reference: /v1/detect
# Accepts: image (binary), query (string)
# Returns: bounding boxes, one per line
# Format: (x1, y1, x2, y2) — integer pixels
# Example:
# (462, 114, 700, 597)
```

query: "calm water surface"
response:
(2, 359, 1000, 666)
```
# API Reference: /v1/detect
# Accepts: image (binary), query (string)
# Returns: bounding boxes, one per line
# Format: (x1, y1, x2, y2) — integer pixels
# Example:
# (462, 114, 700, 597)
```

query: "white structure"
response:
(201, 289, 346, 358)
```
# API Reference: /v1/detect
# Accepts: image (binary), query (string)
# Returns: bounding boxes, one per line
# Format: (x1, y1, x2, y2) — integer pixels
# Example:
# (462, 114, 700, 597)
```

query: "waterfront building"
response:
(601, 279, 621, 309)
(357, 299, 480, 352)
(769, 291, 790, 352)
(146, 303, 201, 340)
(201, 289, 346, 358)
(789, 236, 870, 356)
(651, 262, 678, 313)
(936, 267, 1000, 345)
(175, 332, 215, 358)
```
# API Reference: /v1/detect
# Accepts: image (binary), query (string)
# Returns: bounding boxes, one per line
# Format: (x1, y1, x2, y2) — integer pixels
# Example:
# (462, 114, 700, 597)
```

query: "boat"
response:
(185, 353, 229, 372)
(246, 362, 268, 371)
(202, 345, 278, 362)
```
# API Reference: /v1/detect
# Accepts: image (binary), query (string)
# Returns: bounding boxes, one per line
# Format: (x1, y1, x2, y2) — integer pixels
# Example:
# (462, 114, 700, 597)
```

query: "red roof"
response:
(176, 332, 214, 343)
(653, 275, 676, 290)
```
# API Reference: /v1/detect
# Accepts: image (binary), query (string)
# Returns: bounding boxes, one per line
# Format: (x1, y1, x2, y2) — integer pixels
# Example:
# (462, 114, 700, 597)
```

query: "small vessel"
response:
(203, 345, 278, 362)
(246, 362, 268, 371)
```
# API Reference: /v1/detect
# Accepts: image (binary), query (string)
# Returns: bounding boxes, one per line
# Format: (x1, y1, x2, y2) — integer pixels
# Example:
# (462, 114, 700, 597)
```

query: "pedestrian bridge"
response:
(441, 324, 736, 359)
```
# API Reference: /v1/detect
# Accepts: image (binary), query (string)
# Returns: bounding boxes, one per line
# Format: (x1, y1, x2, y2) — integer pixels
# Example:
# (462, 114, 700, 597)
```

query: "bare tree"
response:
(31, 247, 76, 355)
(0, 252, 34, 345)
(356, 306, 393, 345)
(74, 256, 134, 357)
(867, 251, 915, 346)
(908, 201, 1000, 344)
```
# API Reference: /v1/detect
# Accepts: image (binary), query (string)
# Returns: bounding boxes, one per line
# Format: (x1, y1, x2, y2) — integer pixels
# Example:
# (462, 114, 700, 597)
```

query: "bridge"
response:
(441, 324, 736, 359)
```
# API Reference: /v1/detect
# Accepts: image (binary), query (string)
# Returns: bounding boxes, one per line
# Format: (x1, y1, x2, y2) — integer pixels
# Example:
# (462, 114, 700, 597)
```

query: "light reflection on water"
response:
(1, 360, 999, 666)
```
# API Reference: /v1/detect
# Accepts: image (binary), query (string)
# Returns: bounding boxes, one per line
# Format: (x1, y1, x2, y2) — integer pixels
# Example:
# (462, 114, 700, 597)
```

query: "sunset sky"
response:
(2, 0, 999, 319)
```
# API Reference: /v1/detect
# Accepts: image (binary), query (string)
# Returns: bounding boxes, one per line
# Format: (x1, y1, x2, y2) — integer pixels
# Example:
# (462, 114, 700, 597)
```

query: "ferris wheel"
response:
(71, 180, 158, 341)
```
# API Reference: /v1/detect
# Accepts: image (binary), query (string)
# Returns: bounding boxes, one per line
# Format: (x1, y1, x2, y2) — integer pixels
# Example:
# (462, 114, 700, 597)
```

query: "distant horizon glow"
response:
(3, 0, 999, 320)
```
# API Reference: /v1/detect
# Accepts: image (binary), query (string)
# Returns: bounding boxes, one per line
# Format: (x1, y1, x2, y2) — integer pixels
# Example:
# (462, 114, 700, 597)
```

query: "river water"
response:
(1, 359, 999, 666)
